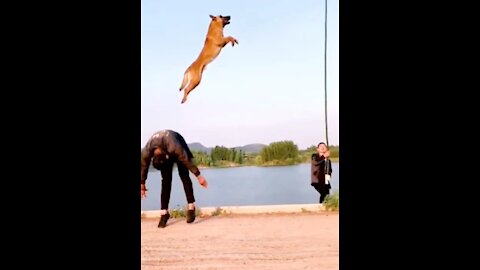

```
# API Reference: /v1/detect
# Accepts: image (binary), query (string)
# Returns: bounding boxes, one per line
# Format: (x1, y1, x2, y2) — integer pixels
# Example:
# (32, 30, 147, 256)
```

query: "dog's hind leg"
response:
(179, 71, 189, 91)
(181, 77, 201, 104)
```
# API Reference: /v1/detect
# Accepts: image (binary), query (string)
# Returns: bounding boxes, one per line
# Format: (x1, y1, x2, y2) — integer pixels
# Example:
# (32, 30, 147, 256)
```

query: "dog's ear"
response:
(209, 15, 215, 19)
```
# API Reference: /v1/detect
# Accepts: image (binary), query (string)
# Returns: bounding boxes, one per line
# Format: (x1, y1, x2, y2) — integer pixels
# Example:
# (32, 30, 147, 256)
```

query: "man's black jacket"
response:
(141, 130, 201, 184)
(311, 153, 333, 186)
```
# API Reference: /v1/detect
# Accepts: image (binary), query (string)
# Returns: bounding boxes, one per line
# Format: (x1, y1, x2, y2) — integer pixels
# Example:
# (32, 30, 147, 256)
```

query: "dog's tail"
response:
(179, 71, 189, 91)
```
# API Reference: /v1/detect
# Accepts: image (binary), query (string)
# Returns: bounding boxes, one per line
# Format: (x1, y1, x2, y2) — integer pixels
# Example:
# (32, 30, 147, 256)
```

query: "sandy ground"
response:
(141, 212, 339, 270)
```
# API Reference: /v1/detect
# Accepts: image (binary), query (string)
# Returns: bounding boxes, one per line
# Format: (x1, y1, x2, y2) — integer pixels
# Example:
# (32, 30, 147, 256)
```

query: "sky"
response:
(141, 0, 339, 150)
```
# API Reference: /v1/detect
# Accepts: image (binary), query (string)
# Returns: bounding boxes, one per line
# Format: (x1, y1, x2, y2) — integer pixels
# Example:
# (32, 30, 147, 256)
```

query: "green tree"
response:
(260, 140, 299, 162)
(236, 149, 243, 164)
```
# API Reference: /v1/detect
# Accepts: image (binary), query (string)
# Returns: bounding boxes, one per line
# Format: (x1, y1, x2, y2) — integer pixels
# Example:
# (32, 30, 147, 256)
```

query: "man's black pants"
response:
(312, 183, 330, 204)
(157, 160, 195, 210)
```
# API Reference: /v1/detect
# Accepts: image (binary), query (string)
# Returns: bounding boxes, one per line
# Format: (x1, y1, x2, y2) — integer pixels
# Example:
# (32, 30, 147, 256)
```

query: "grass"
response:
(169, 204, 202, 218)
(301, 207, 311, 213)
(323, 191, 339, 211)
(211, 207, 227, 216)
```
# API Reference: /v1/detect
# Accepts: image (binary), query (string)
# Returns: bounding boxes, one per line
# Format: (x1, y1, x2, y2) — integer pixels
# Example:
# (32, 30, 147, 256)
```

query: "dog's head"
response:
(209, 15, 231, 27)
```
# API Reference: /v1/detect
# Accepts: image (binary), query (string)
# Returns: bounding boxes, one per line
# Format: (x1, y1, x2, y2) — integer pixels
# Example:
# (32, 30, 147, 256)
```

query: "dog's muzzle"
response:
(222, 16, 231, 25)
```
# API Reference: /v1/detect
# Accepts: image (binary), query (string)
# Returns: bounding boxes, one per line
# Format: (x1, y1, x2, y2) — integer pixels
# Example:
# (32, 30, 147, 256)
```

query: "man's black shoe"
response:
(186, 208, 195, 223)
(158, 213, 170, 228)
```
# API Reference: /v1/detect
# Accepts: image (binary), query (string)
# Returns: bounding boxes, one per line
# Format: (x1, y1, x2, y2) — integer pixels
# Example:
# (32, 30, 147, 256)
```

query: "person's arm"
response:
(140, 146, 152, 186)
(311, 153, 322, 184)
(328, 159, 333, 175)
(324, 158, 332, 175)
(324, 158, 332, 184)
(174, 147, 201, 177)
(173, 146, 208, 188)
(164, 133, 208, 187)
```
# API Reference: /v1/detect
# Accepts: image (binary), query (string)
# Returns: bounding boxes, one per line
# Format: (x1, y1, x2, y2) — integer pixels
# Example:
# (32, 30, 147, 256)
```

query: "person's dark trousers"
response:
(176, 161, 195, 205)
(312, 184, 330, 203)
(159, 160, 195, 210)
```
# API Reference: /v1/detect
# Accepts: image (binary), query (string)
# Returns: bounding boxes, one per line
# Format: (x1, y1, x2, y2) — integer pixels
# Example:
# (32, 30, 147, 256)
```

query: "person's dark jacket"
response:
(311, 153, 332, 187)
(141, 130, 201, 184)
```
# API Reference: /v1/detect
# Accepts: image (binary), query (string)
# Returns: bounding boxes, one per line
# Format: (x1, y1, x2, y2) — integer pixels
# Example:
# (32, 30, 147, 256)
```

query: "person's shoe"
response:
(186, 208, 196, 223)
(157, 213, 170, 228)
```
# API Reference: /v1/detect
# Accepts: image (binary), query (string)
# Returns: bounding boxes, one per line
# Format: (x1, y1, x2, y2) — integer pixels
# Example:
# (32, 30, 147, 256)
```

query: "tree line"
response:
(147, 141, 339, 170)
(191, 146, 244, 167)
(191, 141, 339, 168)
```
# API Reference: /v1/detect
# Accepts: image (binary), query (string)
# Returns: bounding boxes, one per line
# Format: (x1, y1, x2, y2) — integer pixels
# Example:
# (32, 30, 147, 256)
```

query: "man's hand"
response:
(323, 150, 330, 158)
(141, 184, 147, 199)
(197, 175, 208, 188)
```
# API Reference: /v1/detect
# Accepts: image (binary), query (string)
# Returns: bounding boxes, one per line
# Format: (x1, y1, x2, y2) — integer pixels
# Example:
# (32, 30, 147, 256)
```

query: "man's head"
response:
(209, 14, 231, 27)
(153, 146, 163, 157)
(152, 145, 168, 160)
(317, 142, 329, 154)
(151, 146, 169, 169)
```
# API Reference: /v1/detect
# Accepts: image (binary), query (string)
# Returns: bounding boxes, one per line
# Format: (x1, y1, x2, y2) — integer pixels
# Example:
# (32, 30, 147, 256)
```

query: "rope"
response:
(324, 0, 329, 147)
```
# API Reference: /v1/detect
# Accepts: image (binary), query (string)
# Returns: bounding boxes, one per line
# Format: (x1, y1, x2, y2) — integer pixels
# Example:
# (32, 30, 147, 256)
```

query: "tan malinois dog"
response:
(179, 15, 238, 104)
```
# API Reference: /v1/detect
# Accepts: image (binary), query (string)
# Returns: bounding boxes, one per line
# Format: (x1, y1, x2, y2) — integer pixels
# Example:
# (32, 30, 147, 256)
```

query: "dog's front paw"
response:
(227, 36, 238, 47)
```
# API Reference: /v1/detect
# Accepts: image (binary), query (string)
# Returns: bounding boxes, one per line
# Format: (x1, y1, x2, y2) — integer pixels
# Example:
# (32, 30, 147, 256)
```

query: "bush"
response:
(211, 207, 226, 216)
(323, 191, 339, 211)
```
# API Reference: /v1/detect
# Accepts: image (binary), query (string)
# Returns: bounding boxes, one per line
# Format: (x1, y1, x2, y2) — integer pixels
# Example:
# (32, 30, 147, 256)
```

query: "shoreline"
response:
(141, 203, 337, 218)
(197, 158, 339, 169)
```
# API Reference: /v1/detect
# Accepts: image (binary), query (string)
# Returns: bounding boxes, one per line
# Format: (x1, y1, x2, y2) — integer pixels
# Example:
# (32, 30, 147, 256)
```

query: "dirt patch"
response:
(142, 212, 339, 270)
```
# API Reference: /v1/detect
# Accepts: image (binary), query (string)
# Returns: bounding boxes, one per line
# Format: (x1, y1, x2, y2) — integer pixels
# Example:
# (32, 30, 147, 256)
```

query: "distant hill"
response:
(188, 142, 267, 154)
(187, 142, 211, 154)
(232, 143, 266, 153)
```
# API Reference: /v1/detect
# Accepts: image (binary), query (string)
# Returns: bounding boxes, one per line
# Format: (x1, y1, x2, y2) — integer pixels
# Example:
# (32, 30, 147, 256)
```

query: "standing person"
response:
(141, 129, 208, 228)
(311, 142, 333, 204)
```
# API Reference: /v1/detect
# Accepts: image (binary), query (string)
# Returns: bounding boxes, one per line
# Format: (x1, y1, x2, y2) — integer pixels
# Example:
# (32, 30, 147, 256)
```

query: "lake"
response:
(141, 162, 339, 211)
